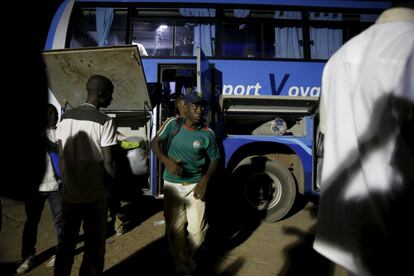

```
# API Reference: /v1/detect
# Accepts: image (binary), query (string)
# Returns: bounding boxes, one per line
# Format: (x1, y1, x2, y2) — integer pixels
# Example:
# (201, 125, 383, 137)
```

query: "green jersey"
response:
(158, 118, 220, 183)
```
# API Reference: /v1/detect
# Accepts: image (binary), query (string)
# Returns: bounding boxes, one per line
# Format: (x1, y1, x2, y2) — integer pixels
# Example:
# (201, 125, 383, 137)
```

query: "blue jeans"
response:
(21, 191, 62, 258)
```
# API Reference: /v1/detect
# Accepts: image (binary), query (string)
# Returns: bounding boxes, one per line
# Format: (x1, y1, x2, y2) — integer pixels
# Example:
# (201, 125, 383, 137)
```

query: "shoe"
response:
(114, 216, 126, 236)
(115, 223, 126, 236)
(16, 255, 35, 274)
(45, 255, 55, 268)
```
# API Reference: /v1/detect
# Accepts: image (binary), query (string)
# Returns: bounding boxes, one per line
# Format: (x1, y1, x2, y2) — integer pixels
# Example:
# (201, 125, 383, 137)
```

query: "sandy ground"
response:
(0, 196, 335, 276)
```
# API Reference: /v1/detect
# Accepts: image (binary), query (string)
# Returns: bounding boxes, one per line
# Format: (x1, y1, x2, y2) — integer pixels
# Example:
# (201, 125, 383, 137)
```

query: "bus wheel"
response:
(233, 156, 296, 223)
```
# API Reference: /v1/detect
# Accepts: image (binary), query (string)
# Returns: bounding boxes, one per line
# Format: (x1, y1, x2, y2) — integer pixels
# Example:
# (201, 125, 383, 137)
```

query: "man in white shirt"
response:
(54, 75, 117, 276)
(314, 2, 414, 276)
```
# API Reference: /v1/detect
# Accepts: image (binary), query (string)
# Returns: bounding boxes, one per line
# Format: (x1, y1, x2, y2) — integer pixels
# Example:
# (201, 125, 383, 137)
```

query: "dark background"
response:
(37, 1, 65, 48)
(1, 0, 64, 199)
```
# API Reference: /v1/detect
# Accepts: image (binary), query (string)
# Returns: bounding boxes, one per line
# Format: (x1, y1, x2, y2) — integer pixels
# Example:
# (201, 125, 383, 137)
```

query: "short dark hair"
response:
(175, 96, 185, 107)
(47, 103, 58, 114)
(86, 75, 113, 94)
(47, 103, 58, 126)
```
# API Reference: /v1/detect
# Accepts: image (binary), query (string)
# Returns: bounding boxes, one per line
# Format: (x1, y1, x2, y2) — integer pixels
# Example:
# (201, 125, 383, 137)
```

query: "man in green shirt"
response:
(151, 91, 220, 276)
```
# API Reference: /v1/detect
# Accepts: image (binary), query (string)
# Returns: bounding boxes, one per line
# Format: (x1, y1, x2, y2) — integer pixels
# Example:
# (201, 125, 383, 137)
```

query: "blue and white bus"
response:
(44, 0, 389, 222)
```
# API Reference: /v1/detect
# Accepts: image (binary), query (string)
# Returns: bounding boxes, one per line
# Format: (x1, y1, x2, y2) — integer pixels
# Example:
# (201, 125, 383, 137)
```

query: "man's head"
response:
(47, 104, 58, 128)
(184, 91, 207, 124)
(86, 75, 114, 108)
(175, 96, 186, 117)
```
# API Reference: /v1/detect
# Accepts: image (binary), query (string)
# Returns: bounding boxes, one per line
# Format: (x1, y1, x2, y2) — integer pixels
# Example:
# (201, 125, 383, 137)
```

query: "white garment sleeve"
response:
(396, 48, 414, 102)
(101, 118, 117, 147)
(138, 44, 148, 56)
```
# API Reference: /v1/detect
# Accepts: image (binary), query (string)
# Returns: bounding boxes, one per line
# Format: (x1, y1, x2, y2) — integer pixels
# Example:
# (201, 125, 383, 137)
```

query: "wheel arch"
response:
(226, 141, 305, 195)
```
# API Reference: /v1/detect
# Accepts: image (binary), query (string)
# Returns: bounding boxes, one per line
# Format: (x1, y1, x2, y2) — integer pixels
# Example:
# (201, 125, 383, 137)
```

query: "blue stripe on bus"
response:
(45, 0, 72, 49)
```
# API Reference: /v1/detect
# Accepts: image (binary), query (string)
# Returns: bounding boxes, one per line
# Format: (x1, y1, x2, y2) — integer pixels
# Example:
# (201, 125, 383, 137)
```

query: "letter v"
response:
(269, 73, 290, 95)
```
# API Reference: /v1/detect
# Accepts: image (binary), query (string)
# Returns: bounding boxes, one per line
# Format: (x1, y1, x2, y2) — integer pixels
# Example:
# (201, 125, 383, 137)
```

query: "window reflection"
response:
(133, 22, 173, 56)
(175, 24, 195, 56)
(221, 23, 261, 58)
(70, 8, 127, 48)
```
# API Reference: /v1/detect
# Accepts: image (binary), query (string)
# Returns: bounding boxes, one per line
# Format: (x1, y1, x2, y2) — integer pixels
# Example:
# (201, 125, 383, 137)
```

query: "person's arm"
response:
(101, 117, 117, 178)
(193, 159, 218, 201)
(194, 129, 220, 201)
(102, 146, 115, 178)
(151, 134, 183, 176)
(57, 140, 65, 178)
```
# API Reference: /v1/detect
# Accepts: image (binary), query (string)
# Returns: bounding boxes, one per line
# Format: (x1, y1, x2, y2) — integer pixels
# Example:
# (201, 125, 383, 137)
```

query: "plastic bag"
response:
(126, 147, 148, 176)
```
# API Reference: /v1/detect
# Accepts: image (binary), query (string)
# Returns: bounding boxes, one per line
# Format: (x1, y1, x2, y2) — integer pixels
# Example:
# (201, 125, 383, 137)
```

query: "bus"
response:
(44, 0, 390, 222)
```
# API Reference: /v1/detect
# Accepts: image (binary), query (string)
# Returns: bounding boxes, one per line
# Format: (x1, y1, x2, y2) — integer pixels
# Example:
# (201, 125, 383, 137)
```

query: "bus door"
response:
(196, 47, 216, 127)
(153, 48, 213, 196)
(154, 63, 196, 196)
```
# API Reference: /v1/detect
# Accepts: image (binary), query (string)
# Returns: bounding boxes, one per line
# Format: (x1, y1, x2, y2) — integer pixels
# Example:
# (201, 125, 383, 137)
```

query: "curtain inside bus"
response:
(273, 11, 303, 59)
(96, 8, 114, 46)
(309, 12, 343, 60)
(179, 8, 215, 56)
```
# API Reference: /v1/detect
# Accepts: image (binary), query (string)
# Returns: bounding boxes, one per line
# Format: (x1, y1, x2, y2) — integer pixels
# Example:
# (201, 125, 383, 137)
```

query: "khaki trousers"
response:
(163, 180, 207, 274)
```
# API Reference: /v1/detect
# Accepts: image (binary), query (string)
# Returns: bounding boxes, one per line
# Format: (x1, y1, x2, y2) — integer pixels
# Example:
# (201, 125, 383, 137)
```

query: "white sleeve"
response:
(101, 118, 117, 147)
(139, 44, 148, 56)
(55, 121, 64, 141)
(396, 48, 414, 103)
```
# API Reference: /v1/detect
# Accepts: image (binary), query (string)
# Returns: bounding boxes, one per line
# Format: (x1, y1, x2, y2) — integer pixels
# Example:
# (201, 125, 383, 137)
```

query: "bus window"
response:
(132, 21, 197, 57)
(273, 11, 303, 59)
(309, 26, 342, 60)
(360, 13, 380, 22)
(66, 3, 382, 61)
(133, 22, 174, 56)
(70, 8, 127, 48)
(307, 11, 380, 60)
(179, 8, 216, 57)
(343, 13, 379, 44)
(221, 23, 261, 58)
(174, 23, 195, 57)
(221, 9, 256, 58)
(133, 8, 215, 57)
(274, 25, 304, 59)
(308, 12, 343, 60)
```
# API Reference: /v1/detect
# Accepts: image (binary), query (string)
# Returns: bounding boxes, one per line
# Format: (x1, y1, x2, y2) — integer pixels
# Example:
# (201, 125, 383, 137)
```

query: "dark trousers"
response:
(107, 182, 121, 223)
(54, 200, 107, 276)
(21, 191, 62, 258)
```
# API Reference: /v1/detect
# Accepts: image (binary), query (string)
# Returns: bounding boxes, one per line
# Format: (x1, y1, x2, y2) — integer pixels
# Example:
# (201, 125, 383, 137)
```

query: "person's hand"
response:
(193, 177, 208, 201)
(164, 158, 183, 176)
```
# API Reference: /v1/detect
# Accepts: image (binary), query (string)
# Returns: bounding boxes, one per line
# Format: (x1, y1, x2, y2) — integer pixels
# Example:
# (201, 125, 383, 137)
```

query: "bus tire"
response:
(232, 156, 296, 223)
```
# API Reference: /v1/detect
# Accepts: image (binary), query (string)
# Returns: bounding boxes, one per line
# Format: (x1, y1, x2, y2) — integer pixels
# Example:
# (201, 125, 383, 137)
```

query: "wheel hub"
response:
(244, 172, 282, 211)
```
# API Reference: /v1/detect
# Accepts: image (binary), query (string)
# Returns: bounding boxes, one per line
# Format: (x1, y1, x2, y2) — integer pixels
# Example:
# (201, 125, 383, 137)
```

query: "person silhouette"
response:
(54, 75, 117, 276)
(314, 3, 414, 276)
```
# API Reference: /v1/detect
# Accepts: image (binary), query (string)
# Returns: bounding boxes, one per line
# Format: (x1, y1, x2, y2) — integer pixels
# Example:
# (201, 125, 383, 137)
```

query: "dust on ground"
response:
(0, 196, 332, 276)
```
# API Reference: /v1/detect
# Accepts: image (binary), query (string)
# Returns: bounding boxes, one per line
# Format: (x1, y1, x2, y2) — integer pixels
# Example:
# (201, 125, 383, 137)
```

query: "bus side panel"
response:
(212, 60, 324, 97)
